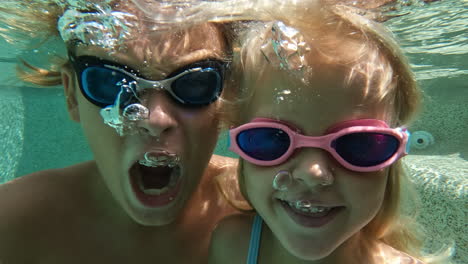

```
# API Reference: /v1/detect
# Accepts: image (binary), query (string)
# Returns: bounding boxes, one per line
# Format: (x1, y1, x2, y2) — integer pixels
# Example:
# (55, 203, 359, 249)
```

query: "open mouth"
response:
(278, 199, 343, 228)
(129, 157, 182, 208)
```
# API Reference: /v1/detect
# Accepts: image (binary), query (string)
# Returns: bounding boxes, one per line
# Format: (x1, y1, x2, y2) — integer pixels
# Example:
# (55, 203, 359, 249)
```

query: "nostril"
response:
(138, 127, 150, 135)
(133, 101, 178, 138)
(295, 178, 305, 183)
(137, 126, 161, 141)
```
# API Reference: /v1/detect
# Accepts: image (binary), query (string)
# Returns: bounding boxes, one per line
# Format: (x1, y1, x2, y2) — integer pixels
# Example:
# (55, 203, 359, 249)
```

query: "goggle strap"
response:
(404, 129, 411, 154)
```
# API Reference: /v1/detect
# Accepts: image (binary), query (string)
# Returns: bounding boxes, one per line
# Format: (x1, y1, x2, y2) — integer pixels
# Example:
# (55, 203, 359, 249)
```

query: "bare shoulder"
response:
(0, 161, 96, 258)
(209, 213, 254, 264)
(0, 161, 96, 208)
(376, 243, 426, 264)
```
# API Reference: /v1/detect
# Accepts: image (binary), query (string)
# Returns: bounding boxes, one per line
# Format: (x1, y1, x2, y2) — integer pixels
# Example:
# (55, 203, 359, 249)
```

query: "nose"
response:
(291, 149, 334, 188)
(137, 91, 177, 137)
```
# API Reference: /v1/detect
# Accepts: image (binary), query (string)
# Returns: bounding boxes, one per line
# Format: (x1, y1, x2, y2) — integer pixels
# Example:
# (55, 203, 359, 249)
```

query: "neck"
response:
(326, 232, 376, 264)
(267, 229, 374, 264)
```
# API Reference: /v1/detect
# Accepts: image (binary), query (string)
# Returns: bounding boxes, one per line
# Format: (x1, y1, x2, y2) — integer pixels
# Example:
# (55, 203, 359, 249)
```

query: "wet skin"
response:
(241, 63, 387, 260)
(241, 64, 390, 263)
(0, 158, 239, 263)
(0, 24, 242, 263)
(209, 62, 424, 264)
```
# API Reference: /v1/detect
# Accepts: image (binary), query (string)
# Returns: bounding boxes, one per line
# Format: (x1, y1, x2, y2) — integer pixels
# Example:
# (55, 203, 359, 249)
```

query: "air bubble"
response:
(272, 171, 293, 191)
(123, 103, 149, 121)
(276, 96, 284, 102)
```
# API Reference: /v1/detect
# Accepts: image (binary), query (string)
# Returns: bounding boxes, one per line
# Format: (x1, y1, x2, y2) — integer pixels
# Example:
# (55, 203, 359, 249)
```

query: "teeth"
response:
(139, 152, 180, 168)
(142, 186, 170, 195)
(286, 200, 331, 214)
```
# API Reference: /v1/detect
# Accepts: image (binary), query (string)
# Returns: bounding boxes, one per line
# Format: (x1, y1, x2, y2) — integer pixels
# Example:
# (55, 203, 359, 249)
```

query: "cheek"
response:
(243, 163, 276, 205)
(178, 107, 221, 174)
(180, 107, 220, 140)
(368, 171, 389, 202)
(76, 91, 106, 129)
(76, 96, 122, 158)
(343, 170, 389, 216)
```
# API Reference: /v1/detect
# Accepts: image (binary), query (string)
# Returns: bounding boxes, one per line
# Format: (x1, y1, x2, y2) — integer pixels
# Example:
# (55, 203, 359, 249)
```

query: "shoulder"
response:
(0, 162, 96, 258)
(0, 161, 96, 215)
(212, 213, 254, 243)
(376, 243, 426, 264)
(209, 214, 255, 264)
(0, 161, 96, 207)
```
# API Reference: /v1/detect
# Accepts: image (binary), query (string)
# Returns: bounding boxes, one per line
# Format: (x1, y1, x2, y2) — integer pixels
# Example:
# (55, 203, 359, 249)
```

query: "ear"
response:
(61, 67, 80, 122)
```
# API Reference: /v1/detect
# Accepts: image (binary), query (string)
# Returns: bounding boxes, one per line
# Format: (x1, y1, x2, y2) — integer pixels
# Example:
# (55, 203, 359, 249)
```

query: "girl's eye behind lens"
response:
(172, 70, 222, 104)
(237, 128, 290, 161)
(335, 133, 400, 167)
(82, 67, 130, 105)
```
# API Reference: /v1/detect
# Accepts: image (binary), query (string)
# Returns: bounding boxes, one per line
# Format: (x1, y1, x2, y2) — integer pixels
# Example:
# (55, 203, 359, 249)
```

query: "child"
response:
(0, 0, 243, 263)
(210, 1, 451, 263)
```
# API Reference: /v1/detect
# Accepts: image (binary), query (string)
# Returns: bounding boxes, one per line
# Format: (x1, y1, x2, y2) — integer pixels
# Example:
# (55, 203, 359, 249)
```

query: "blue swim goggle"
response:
(68, 53, 226, 108)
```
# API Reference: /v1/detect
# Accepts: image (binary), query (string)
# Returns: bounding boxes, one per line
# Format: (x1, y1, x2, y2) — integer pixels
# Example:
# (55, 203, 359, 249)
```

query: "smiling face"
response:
(239, 60, 395, 260)
(65, 23, 229, 226)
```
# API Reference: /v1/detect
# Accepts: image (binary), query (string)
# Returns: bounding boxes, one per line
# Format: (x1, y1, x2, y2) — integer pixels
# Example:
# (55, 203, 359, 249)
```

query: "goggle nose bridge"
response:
(107, 65, 169, 93)
(294, 132, 337, 151)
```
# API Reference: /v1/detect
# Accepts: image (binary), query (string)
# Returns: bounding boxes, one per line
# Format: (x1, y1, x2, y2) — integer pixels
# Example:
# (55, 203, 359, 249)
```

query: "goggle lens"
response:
(333, 133, 399, 167)
(71, 55, 225, 108)
(237, 128, 290, 161)
(171, 69, 222, 105)
(82, 66, 131, 106)
(236, 128, 400, 168)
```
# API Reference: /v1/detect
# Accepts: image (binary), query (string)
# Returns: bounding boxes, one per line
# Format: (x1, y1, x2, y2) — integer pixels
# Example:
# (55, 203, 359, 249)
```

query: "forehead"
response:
(245, 63, 393, 133)
(75, 23, 226, 78)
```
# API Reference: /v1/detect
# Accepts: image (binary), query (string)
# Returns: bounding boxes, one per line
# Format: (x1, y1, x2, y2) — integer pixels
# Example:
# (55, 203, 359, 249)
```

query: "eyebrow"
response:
(172, 49, 229, 66)
(75, 55, 224, 82)
(76, 45, 228, 72)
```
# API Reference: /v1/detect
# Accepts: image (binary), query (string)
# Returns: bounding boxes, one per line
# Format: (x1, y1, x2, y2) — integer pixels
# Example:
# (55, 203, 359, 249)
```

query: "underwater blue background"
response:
(0, 1, 466, 263)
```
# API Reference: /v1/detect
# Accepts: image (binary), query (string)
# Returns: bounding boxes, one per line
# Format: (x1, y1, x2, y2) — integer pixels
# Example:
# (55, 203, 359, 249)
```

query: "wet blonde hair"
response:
(228, 3, 420, 126)
(0, 0, 246, 132)
(225, 1, 451, 263)
(0, 0, 237, 92)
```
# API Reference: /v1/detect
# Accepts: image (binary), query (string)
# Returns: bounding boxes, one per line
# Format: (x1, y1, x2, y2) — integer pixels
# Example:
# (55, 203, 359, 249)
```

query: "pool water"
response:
(0, 1, 466, 263)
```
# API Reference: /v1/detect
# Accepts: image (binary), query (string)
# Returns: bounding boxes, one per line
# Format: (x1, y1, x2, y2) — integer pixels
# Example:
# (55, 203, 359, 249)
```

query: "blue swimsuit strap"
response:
(247, 214, 263, 264)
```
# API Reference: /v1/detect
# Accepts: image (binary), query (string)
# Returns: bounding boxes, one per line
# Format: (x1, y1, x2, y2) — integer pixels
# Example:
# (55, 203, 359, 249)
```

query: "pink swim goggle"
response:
(229, 118, 410, 172)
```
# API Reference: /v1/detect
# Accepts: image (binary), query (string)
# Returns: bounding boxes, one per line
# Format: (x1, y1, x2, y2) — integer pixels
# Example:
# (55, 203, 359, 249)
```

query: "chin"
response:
(133, 212, 179, 226)
(292, 249, 333, 262)
(119, 160, 194, 226)
(126, 197, 187, 226)
(280, 236, 339, 261)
